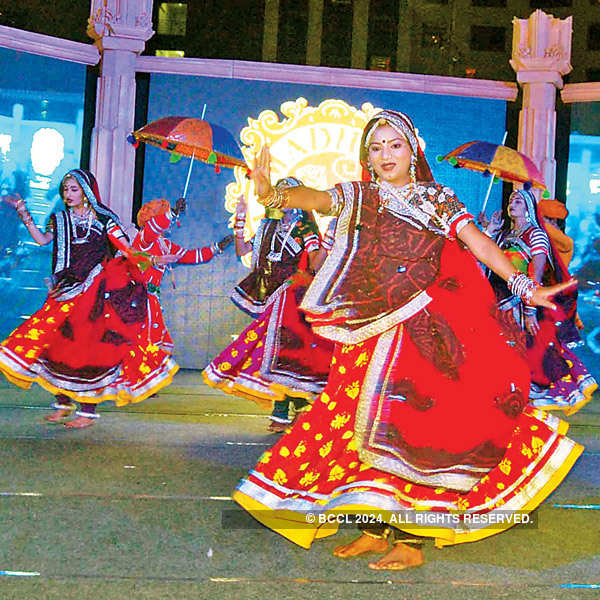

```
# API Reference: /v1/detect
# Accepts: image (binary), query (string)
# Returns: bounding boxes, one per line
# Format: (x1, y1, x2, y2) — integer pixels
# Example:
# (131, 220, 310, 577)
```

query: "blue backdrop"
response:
(142, 74, 507, 368)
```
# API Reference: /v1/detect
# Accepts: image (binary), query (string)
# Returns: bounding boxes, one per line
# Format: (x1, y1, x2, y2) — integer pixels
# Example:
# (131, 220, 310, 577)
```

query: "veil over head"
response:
(360, 110, 434, 183)
(61, 169, 123, 228)
(505, 188, 578, 340)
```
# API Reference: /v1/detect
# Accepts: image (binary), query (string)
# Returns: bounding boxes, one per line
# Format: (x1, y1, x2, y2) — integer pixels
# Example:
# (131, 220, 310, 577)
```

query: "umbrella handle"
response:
(481, 132, 506, 216)
(481, 171, 495, 215)
(182, 150, 195, 201)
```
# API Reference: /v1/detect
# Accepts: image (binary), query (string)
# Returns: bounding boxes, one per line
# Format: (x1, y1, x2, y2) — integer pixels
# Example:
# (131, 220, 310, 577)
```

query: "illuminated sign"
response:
(225, 97, 428, 252)
(224, 98, 380, 242)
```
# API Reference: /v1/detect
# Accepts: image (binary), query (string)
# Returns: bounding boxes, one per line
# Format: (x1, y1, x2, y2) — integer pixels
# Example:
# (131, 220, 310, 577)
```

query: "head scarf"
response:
(360, 110, 434, 183)
(539, 198, 568, 220)
(512, 188, 542, 229)
(136, 198, 171, 228)
(60, 169, 123, 228)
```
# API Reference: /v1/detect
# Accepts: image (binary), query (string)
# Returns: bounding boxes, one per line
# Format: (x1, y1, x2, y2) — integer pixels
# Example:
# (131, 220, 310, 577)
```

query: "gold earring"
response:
(409, 161, 417, 183)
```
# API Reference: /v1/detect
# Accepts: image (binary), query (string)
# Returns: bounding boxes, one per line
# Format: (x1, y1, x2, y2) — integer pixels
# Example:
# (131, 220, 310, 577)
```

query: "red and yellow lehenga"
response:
(202, 212, 333, 409)
(233, 180, 583, 548)
(489, 191, 596, 416)
(0, 173, 177, 406)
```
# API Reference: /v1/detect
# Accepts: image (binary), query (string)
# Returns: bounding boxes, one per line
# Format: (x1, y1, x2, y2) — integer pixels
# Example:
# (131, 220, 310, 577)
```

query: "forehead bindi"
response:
(370, 124, 407, 145)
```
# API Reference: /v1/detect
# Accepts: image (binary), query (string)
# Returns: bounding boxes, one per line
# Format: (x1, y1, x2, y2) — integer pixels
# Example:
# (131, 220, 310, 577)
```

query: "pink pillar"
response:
(87, 0, 154, 231)
(510, 10, 572, 198)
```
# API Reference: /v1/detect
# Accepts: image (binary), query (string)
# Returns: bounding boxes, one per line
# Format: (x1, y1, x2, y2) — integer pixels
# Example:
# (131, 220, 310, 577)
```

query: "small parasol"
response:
(128, 112, 248, 199)
(438, 140, 547, 213)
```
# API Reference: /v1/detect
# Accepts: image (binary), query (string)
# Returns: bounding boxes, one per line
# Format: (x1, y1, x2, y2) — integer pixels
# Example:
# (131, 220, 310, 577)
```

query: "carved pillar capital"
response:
(87, 0, 154, 53)
(510, 9, 572, 89)
(510, 11, 573, 198)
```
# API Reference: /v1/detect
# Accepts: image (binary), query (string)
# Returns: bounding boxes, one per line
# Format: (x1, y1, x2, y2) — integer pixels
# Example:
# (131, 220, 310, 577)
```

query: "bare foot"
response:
(64, 416, 95, 429)
(367, 542, 424, 570)
(44, 409, 73, 424)
(267, 421, 289, 433)
(333, 533, 388, 558)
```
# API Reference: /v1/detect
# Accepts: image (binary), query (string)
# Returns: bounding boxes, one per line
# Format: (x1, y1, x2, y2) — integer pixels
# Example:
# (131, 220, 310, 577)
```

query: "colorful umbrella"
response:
(129, 116, 248, 201)
(440, 141, 545, 189)
(129, 116, 248, 172)
(439, 141, 546, 213)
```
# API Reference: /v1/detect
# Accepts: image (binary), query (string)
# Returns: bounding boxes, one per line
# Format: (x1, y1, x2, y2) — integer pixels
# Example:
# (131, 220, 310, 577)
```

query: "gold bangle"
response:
(258, 188, 275, 208)
(262, 187, 289, 209)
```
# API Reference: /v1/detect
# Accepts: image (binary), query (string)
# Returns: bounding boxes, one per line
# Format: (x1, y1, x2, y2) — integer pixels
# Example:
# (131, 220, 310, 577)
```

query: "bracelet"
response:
(321, 190, 343, 217)
(507, 272, 537, 305)
(258, 187, 289, 209)
(19, 212, 33, 226)
(211, 241, 223, 255)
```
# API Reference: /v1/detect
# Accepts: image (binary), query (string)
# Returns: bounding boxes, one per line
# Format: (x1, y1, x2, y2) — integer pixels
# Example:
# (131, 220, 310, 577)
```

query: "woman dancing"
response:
(203, 178, 333, 432)
(0, 169, 178, 428)
(133, 196, 233, 355)
(232, 110, 582, 570)
(483, 188, 596, 415)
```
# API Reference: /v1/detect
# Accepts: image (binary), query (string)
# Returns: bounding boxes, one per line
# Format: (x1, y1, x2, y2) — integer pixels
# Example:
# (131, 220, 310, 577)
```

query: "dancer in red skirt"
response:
(482, 189, 596, 415)
(132, 196, 233, 355)
(0, 169, 178, 428)
(203, 178, 334, 432)
(233, 110, 582, 570)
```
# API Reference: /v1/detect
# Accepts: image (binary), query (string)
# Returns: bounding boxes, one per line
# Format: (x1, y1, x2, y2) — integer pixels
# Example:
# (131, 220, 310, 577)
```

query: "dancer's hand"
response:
(1, 193, 21, 209)
(530, 279, 577, 310)
(251, 146, 273, 198)
(217, 234, 234, 251)
(235, 195, 247, 219)
(486, 210, 503, 236)
(476, 212, 489, 228)
(525, 313, 540, 336)
(173, 197, 186, 216)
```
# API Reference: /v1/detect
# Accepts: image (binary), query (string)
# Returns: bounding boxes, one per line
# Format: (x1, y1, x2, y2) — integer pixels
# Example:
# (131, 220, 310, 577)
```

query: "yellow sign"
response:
(225, 98, 380, 240)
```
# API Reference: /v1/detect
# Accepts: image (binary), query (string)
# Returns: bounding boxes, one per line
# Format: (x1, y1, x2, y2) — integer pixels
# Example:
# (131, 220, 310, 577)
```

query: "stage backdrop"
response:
(142, 74, 508, 369)
(565, 101, 600, 377)
(0, 47, 86, 339)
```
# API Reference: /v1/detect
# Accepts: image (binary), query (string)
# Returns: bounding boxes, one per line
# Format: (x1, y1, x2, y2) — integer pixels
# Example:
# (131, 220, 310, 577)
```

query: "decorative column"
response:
(87, 0, 154, 228)
(510, 10, 572, 198)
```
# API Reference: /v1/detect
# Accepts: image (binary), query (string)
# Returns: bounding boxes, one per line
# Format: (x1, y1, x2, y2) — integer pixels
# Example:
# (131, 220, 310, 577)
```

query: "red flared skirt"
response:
(0, 257, 178, 405)
(234, 242, 582, 547)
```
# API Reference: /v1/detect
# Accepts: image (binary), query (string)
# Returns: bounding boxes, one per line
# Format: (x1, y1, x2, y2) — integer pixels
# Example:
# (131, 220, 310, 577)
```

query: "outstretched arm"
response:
(458, 222, 575, 310)
(165, 234, 233, 265)
(3, 195, 52, 245)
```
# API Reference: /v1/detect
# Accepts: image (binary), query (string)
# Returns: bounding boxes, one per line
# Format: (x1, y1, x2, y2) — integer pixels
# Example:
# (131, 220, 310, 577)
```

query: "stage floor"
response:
(0, 369, 598, 600)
